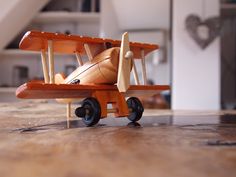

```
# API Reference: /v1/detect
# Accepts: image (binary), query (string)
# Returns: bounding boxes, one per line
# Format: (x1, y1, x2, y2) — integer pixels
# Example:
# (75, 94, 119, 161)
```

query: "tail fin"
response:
(55, 73, 66, 84)
(55, 73, 75, 104)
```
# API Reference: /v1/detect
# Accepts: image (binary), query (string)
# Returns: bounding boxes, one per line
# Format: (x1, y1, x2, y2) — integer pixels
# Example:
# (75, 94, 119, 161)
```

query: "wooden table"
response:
(0, 101, 236, 177)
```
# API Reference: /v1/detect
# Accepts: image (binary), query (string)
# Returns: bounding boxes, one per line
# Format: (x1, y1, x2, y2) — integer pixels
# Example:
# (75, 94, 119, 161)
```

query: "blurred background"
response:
(0, 0, 234, 111)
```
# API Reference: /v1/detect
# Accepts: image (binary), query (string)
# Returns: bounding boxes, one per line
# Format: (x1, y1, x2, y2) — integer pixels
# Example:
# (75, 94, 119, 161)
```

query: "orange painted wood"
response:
(15, 82, 170, 99)
(92, 91, 129, 118)
(19, 31, 159, 59)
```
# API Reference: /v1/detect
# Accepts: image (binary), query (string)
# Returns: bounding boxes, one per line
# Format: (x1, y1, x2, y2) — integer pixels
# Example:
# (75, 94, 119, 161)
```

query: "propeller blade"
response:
(117, 32, 133, 92)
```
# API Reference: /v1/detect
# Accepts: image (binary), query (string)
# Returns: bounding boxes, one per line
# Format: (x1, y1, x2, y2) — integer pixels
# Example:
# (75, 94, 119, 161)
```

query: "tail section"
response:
(55, 73, 66, 84)
(55, 73, 73, 103)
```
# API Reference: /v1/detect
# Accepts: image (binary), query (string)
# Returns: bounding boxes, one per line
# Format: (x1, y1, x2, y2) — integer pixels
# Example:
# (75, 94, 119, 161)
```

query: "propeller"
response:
(117, 32, 134, 92)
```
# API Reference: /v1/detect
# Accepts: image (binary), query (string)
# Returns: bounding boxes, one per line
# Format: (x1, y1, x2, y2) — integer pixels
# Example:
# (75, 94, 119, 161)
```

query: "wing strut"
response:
(48, 40, 55, 84)
(40, 50, 49, 83)
(84, 43, 93, 61)
(141, 49, 147, 85)
(75, 52, 84, 66)
(132, 59, 140, 85)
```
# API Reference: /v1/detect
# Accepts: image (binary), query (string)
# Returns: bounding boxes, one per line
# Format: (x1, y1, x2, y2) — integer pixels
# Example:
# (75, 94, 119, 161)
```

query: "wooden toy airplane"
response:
(16, 31, 169, 126)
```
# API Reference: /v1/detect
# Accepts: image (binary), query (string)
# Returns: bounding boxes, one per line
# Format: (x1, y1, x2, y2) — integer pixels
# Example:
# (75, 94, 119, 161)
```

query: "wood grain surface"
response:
(0, 101, 236, 177)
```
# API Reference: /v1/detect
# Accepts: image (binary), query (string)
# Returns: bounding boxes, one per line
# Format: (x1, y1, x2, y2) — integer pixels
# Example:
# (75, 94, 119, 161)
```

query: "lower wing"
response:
(16, 82, 170, 99)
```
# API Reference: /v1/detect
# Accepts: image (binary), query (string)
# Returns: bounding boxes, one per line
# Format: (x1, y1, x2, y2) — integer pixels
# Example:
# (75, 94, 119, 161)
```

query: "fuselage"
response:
(64, 47, 120, 85)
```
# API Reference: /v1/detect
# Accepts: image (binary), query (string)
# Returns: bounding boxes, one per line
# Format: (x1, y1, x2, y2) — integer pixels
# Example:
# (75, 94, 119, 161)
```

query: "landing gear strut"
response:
(75, 96, 144, 126)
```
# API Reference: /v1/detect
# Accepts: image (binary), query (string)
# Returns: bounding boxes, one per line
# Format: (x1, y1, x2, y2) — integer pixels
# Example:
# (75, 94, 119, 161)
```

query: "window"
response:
(12, 66, 29, 86)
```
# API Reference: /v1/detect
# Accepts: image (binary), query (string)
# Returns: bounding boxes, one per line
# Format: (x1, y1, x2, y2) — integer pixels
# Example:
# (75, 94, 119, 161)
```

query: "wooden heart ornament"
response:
(185, 14, 221, 49)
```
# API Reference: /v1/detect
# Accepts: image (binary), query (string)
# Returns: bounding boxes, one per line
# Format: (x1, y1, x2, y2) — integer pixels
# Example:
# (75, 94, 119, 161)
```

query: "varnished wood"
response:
(66, 102, 72, 129)
(75, 52, 83, 66)
(84, 43, 93, 61)
(55, 73, 65, 84)
(48, 40, 55, 84)
(117, 32, 132, 92)
(141, 49, 147, 85)
(40, 50, 49, 83)
(64, 47, 120, 84)
(0, 102, 235, 177)
(16, 31, 167, 121)
(19, 31, 159, 59)
(92, 90, 129, 118)
(67, 102, 71, 120)
(16, 82, 170, 99)
(132, 59, 140, 85)
(52, 73, 76, 104)
(107, 108, 117, 113)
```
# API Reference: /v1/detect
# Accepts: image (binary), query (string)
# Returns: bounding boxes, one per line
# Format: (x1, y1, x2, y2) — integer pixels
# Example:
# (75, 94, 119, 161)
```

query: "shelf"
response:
(0, 49, 38, 56)
(221, 3, 236, 16)
(0, 87, 16, 93)
(0, 49, 75, 57)
(33, 12, 100, 24)
(221, 3, 236, 9)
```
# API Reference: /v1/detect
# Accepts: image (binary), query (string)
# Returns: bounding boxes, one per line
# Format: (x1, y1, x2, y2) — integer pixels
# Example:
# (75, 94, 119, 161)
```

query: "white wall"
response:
(0, 0, 49, 51)
(111, 0, 170, 30)
(100, 0, 171, 85)
(172, 0, 220, 110)
(128, 31, 170, 85)
(100, 0, 120, 38)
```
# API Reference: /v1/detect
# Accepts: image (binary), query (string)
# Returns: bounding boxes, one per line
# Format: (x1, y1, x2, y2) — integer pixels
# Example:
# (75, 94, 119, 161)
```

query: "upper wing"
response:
(16, 82, 169, 99)
(19, 31, 159, 59)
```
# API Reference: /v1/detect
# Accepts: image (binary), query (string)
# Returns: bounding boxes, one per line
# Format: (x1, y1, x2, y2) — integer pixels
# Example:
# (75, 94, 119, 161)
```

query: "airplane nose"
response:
(125, 51, 134, 60)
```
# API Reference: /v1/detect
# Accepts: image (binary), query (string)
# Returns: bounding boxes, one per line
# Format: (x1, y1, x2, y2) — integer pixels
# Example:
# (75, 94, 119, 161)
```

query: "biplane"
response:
(16, 30, 169, 126)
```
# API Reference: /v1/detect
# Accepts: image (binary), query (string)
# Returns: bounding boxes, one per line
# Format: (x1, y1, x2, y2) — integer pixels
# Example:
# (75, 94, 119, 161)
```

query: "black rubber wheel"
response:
(75, 97, 101, 126)
(126, 97, 144, 122)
